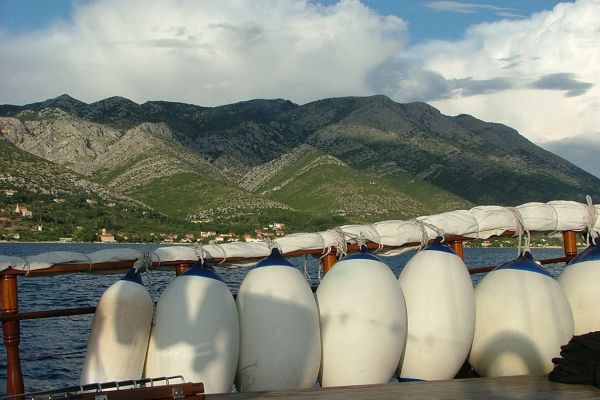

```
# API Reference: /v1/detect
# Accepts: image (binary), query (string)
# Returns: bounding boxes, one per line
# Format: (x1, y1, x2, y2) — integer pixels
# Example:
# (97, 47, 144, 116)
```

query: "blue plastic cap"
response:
(568, 239, 600, 265)
(255, 248, 294, 268)
(181, 259, 224, 282)
(493, 251, 553, 278)
(341, 251, 383, 263)
(121, 267, 144, 285)
(422, 236, 456, 255)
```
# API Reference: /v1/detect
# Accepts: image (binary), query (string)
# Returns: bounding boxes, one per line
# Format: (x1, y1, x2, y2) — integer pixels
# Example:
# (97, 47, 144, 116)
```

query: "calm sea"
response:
(0, 243, 568, 395)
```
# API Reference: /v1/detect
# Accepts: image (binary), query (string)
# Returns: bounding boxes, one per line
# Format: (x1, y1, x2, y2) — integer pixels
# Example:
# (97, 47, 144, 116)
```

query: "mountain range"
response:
(1, 94, 599, 235)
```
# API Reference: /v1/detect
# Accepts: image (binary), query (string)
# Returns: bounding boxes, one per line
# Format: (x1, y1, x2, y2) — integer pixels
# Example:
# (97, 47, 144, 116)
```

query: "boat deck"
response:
(206, 375, 599, 400)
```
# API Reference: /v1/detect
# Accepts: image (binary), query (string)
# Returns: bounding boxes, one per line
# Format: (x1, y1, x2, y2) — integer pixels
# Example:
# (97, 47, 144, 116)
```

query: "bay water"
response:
(0, 243, 567, 395)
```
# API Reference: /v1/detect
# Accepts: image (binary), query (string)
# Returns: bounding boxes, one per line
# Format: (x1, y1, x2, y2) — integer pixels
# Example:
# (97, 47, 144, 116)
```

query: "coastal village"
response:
(0, 188, 288, 243)
(0, 189, 575, 247)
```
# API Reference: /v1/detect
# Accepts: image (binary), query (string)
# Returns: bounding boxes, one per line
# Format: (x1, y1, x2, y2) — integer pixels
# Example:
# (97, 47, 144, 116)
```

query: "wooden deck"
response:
(206, 376, 599, 400)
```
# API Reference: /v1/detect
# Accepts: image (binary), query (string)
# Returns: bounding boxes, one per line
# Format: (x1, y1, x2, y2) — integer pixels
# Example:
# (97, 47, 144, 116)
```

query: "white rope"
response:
(136, 250, 155, 304)
(263, 237, 283, 254)
(303, 254, 310, 281)
(317, 259, 323, 282)
(24, 258, 32, 276)
(331, 227, 348, 258)
(408, 219, 444, 251)
(84, 254, 93, 273)
(585, 195, 598, 244)
(210, 243, 228, 264)
(507, 207, 530, 255)
(132, 249, 157, 324)
(193, 242, 205, 263)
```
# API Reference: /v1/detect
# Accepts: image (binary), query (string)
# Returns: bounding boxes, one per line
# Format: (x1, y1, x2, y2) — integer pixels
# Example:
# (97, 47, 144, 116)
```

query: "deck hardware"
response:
(172, 386, 184, 399)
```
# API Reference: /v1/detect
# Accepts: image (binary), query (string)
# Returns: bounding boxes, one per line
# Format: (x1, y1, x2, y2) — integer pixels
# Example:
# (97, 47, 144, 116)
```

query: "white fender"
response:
(81, 268, 153, 384)
(236, 249, 320, 392)
(316, 252, 407, 387)
(397, 238, 475, 380)
(145, 263, 239, 394)
(469, 252, 574, 377)
(558, 240, 600, 334)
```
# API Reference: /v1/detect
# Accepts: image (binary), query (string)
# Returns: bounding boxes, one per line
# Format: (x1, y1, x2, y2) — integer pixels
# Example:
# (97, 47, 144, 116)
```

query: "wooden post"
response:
(1, 272, 25, 397)
(449, 240, 465, 260)
(321, 251, 337, 275)
(175, 264, 189, 276)
(562, 231, 578, 258)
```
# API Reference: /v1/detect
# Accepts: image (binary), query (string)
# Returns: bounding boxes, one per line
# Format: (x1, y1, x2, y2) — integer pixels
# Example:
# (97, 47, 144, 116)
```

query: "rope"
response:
(263, 237, 283, 254)
(134, 250, 156, 326)
(586, 195, 598, 244)
(317, 260, 323, 282)
(331, 227, 348, 258)
(507, 207, 530, 255)
(405, 219, 444, 251)
(85, 253, 92, 273)
(193, 242, 205, 263)
(24, 258, 32, 277)
(303, 254, 310, 281)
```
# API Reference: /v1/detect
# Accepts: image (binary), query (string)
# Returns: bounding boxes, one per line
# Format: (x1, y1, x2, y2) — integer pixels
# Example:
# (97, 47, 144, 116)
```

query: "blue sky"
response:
(0, 0, 598, 177)
(1, 0, 568, 43)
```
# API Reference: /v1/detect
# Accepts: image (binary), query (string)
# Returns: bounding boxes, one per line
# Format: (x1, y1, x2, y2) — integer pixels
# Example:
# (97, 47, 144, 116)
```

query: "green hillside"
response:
(253, 147, 471, 221)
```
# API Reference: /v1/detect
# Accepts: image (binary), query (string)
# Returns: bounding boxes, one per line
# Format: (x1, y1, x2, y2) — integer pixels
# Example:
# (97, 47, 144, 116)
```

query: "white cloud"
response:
(380, 0, 600, 143)
(542, 132, 600, 178)
(0, 0, 406, 106)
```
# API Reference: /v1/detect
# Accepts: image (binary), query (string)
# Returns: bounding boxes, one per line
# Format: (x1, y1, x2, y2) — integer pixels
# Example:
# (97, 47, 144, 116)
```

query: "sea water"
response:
(0, 243, 567, 394)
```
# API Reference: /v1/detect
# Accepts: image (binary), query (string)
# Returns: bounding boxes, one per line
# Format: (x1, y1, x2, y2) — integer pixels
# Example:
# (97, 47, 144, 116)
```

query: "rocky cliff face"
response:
(2, 94, 598, 222)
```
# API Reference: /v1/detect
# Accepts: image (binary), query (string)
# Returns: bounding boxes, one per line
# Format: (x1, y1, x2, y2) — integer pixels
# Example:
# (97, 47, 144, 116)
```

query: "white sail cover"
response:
(1, 199, 599, 273)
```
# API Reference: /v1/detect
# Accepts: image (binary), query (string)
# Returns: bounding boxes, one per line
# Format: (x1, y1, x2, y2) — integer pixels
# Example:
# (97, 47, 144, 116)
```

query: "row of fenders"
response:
(80, 238, 600, 394)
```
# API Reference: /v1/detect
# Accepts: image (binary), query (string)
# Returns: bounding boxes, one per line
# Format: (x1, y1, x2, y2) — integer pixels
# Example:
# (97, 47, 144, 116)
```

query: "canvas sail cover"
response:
(1, 200, 599, 273)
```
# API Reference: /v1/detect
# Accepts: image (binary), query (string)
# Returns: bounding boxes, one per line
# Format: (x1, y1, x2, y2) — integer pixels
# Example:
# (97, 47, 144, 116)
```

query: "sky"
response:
(0, 0, 599, 175)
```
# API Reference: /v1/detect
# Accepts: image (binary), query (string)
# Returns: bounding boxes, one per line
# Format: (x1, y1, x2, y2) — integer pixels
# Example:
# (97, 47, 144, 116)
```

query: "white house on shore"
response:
(99, 228, 116, 243)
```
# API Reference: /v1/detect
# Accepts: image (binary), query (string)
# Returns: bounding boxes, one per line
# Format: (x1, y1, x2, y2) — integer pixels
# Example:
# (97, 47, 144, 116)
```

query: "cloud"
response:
(368, 62, 513, 102)
(542, 133, 600, 178)
(424, 1, 522, 17)
(0, 0, 407, 106)
(531, 73, 593, 97)
(380, 0, 600, 143)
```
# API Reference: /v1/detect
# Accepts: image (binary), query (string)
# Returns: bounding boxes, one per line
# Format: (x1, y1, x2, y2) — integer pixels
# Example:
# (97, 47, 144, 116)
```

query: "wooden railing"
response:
(0, 231, 581, 397)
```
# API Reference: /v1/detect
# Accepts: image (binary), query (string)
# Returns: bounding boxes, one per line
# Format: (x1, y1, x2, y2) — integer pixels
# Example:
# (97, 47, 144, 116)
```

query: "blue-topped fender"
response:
(398, 377, 425, 382)
(255, 248, 294, 268)
(421, 236, 456, 255)
(181, 259, 224, 282)
(568, 238, 600, 265)
(122, 267, 144, 285)
(493, 251, 553, 278)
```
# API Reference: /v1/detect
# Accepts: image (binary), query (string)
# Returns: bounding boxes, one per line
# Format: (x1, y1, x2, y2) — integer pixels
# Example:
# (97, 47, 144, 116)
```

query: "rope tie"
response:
(24, 258, 32, 276)
(586, 195, 598, 244)
(135, 250, 156, 316)
(263, 237, 282, 254)
(211, 243, 228, 264)
(193, 243, 205, 264)
(84, 254, 93, 273)
(410, 219, 444, 250)
(507, 207, 530, 255)
(331, 227, 348, 258)
(355, 233, 368, 250)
